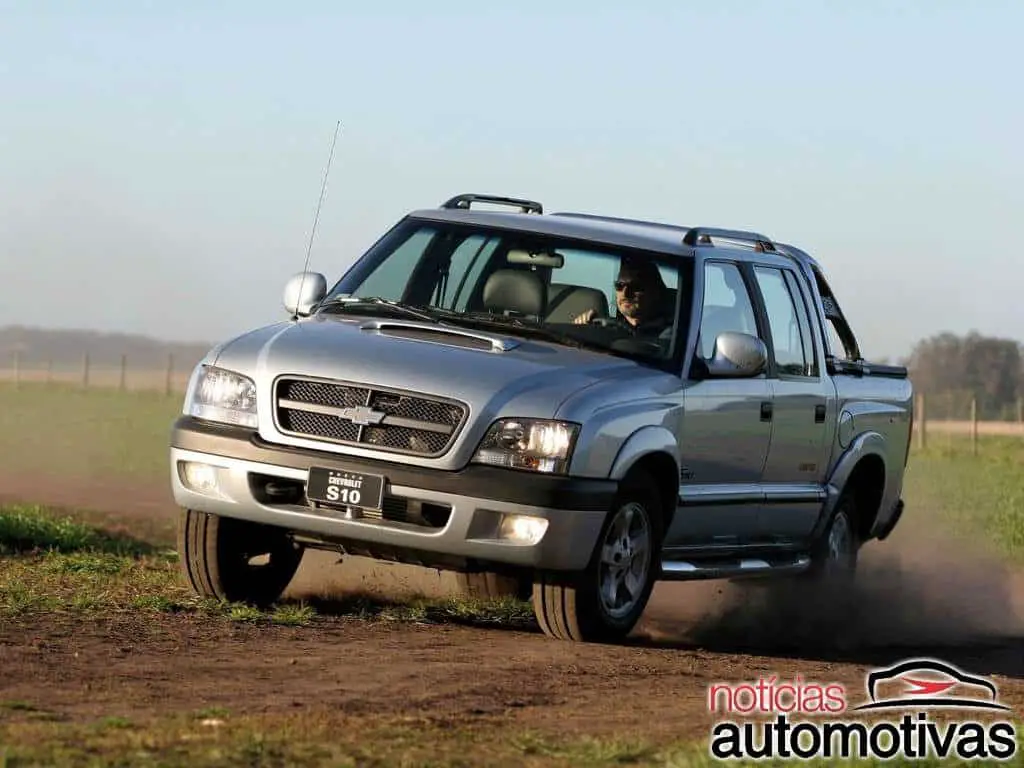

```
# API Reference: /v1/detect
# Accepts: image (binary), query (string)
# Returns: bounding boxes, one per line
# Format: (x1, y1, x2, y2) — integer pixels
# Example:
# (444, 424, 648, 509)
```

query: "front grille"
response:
(274, 377, 467, 457)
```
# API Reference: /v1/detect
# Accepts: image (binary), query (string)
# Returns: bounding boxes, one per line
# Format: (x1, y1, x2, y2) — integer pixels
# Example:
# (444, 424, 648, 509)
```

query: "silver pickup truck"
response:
(170, 193, 913, 643)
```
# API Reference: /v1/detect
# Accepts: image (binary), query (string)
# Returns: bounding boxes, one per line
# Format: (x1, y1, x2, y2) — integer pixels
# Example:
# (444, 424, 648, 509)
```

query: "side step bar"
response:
(659, 554, 812, 581)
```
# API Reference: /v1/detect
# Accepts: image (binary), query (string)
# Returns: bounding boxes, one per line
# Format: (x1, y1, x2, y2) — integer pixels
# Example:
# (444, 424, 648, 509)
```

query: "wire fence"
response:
(914, 389, 1024, 422)
(0, 351, 194, 394)
(912, 391, 1024, 455)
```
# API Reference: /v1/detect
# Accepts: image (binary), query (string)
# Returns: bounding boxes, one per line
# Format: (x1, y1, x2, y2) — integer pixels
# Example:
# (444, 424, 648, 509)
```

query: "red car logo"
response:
(854, 658, 1011, 712)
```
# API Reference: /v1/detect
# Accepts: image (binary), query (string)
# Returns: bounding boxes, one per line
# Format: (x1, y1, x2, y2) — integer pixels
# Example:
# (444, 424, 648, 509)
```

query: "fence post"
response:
(82, 353, 90, 389)
(12, 351, 20, 389)
(1018, 397, 1023, 425)
(119, 354, 127, 392)
(46, 359, 52, 385)
(916, 393, 926, 449)
(971, 397, 978, 456)
(165, 354, 174, 396)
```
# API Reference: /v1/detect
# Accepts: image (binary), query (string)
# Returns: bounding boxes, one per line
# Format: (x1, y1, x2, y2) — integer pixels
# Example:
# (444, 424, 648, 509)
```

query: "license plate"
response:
(305, 467, 384, 511)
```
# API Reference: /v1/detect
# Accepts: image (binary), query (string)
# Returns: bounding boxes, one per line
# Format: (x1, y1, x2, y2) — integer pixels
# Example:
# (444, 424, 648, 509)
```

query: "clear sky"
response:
(2, 1, 1021, 361)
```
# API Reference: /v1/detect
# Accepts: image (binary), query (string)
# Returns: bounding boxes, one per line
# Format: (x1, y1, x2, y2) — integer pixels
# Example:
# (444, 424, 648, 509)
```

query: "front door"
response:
(669, 259, 772, 549)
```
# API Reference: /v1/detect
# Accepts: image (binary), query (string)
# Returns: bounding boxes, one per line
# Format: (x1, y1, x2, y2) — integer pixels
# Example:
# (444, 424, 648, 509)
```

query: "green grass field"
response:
(1, 384, 1022, 766)
(0, 383, 183, 482)
(901, 434, 1024, 564)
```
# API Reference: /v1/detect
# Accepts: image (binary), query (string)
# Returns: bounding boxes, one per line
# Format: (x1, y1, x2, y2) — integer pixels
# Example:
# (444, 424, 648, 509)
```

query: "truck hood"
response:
(210, 313, 657, 464)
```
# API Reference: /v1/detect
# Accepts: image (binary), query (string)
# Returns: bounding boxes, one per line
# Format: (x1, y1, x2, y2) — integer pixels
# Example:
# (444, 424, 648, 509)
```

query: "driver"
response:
(572, 255, 674, 336)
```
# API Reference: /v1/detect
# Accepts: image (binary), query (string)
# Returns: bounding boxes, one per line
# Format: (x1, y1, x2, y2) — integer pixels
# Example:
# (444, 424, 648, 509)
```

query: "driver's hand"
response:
(572, 309, 596, 325)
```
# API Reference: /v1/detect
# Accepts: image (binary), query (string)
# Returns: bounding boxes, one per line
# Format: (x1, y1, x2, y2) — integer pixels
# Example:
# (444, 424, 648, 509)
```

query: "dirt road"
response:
(2, 472, 1023, 744)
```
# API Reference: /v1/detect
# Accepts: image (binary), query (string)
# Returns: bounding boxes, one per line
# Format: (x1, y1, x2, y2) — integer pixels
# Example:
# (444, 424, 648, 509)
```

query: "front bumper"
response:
(169, 416, 616, 572)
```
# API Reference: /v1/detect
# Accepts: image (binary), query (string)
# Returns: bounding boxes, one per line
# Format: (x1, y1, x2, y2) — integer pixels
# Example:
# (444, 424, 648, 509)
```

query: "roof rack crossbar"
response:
(683, 226, 776, 252)
(440, 194, 543, 214)
(550, 211, 687, 231)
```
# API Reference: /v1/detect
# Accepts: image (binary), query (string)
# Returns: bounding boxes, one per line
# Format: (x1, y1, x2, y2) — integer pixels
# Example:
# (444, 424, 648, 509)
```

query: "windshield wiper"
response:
(316, 296, 442, 324)
(437, 311, 592, 349)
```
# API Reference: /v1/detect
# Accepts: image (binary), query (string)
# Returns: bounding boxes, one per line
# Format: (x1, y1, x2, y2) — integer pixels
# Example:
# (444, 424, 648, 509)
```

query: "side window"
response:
(351, 227, 438, 300)
(753, 266, 815, 377)
(699, 261, 759, 359)
(783, 270, 819, 376)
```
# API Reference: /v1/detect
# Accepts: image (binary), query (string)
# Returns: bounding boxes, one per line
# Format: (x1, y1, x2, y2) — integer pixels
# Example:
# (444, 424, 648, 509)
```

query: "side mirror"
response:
(704, 331, 767, 378)
(283, 271, 327, 317)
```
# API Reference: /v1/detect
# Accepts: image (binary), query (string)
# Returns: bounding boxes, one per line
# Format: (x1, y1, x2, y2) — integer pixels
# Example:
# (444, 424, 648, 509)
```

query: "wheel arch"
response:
(607, 426, 679, 534)
(822, 431, 889, 543)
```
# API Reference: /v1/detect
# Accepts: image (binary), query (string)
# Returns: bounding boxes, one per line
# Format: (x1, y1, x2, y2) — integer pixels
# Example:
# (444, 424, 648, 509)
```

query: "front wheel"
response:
(532, 471, 663, 643)
(177, 509, 305, 607)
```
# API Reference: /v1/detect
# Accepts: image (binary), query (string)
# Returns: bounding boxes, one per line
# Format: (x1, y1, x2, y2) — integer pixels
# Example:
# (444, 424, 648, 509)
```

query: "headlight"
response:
(472, 418, 579, 474)
(186, 365, 258, 428)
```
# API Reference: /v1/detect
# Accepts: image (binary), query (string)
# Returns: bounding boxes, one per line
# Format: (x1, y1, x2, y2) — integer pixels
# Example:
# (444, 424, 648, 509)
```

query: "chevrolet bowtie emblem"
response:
(339, 405, 387, 426)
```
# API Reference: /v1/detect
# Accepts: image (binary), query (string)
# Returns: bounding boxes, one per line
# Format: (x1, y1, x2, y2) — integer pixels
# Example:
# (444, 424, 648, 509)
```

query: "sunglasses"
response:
(614, 280, 645, 293)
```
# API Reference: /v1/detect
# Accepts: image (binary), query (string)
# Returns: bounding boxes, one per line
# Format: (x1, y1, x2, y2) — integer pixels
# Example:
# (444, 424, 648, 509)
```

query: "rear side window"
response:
(783, 270, 818, 376)
(753, 266, 818, 377)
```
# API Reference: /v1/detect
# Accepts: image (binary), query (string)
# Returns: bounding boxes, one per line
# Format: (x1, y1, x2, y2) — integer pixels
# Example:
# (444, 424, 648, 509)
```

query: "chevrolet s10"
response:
(169, 193, 912, 643)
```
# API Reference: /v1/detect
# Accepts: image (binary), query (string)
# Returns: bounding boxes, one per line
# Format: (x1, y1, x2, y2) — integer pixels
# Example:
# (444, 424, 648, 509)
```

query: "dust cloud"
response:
(280, 513, 1024, 657)
(637, 515, 1024, 654)
(283, 547, 461, 602)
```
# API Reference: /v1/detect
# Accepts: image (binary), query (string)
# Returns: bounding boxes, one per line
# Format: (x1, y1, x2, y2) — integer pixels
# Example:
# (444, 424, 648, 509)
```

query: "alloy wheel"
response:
(597, 501, 652, 620)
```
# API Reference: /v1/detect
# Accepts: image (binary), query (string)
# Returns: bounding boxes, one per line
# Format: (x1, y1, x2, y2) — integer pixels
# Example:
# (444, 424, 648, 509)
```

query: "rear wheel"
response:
(532, 470, 663, 643)
(804, 491, 860, 583)
(177, 509, 305, 606)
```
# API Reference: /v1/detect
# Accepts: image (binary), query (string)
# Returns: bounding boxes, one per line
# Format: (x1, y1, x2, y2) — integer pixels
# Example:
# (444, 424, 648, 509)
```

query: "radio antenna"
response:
(293, 120, 341, 320)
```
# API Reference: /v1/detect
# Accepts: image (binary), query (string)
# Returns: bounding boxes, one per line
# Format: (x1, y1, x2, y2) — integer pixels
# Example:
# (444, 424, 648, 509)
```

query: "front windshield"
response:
(319, 219, 693, 369)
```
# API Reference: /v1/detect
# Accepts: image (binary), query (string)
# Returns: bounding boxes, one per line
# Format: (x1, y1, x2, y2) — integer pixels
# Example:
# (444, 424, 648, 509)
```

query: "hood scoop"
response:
(359, 319, 520, 353)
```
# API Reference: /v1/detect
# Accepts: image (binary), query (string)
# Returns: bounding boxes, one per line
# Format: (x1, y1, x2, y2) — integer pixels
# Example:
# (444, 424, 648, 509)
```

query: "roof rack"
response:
(682, 226, 776, 252)
(440, 193, 543, 214)
(550, 211, 687, 231)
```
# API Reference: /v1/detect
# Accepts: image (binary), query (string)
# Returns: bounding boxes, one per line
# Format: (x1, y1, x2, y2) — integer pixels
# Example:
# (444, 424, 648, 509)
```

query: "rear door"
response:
(749, 263, 836, 542)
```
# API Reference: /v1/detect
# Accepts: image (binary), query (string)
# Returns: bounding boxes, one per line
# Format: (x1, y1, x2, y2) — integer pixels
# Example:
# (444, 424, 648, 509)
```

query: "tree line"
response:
(902, 331, 1022, 421)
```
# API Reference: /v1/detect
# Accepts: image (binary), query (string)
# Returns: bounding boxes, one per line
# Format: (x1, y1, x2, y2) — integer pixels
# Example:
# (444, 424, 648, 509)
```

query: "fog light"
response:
(180, 461, 220, 494)
(499, 514, 548, 545)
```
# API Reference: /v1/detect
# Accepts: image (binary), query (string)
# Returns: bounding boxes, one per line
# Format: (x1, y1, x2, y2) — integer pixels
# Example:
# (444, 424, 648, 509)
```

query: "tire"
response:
(455, 571, 532, 601)
(177, 509, 305, 607)
(803, 491, 861, 583)
(532, 470, 663, 643)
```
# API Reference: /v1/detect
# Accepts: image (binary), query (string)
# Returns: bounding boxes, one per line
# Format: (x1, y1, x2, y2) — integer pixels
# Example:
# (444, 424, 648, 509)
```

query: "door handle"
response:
(814, 404, 826, 423)
(760, 401, 773, 422)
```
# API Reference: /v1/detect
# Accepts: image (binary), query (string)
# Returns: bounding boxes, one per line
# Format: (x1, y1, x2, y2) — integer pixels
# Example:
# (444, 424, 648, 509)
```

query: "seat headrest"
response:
(545, 283, 610, 324)
(482, 269, 546, 317)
